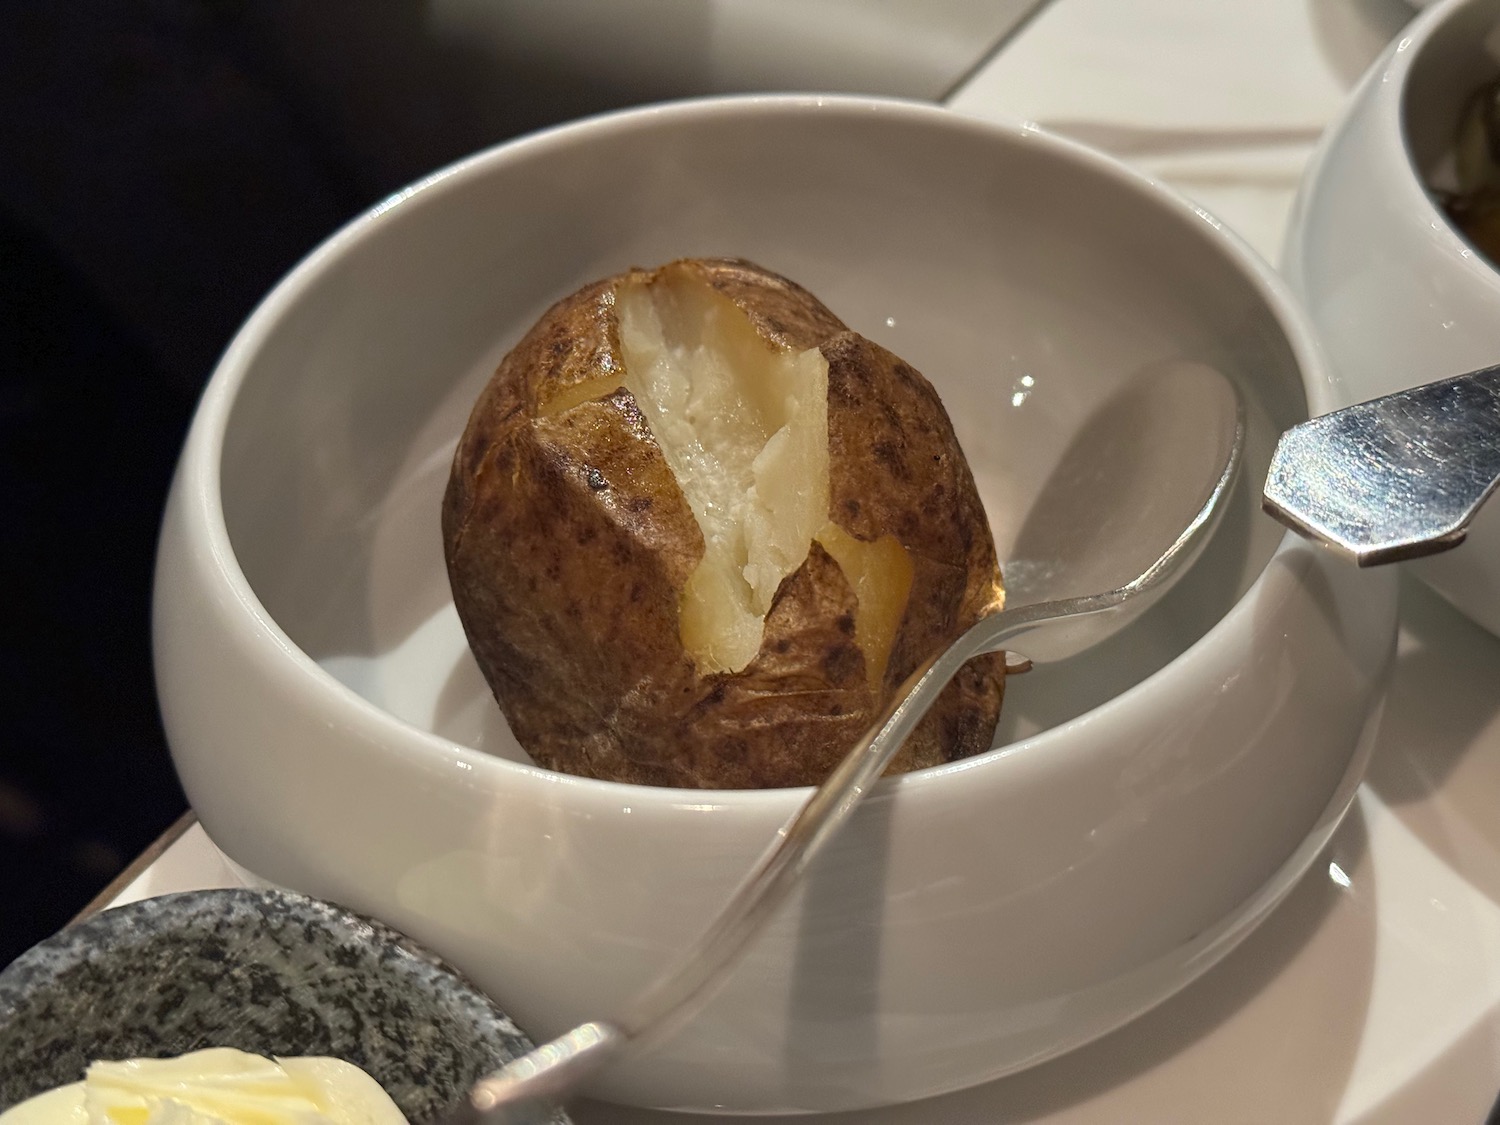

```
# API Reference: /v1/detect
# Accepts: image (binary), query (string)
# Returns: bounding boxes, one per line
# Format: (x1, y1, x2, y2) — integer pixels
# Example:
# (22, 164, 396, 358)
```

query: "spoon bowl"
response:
(994, 359, 1245, 656)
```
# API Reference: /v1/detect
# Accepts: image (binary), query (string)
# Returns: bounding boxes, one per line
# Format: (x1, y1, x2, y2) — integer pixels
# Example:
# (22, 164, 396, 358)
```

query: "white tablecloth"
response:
(951, 0, 1415, 263)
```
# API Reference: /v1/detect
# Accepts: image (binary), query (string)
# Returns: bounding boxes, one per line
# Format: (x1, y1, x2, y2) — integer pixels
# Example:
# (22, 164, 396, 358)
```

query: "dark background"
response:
(1, 0, 1013, 964)
(0, 0, 726, 964)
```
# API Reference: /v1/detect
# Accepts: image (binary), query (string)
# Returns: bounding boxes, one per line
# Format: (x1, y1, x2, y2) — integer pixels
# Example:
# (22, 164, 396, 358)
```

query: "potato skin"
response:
(443, 258, 1004, 788)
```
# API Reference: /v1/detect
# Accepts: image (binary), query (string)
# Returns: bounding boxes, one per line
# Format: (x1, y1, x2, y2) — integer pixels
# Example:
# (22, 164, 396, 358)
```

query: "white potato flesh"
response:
(617, 267, 918, 686)
(618, 269, 830, 673)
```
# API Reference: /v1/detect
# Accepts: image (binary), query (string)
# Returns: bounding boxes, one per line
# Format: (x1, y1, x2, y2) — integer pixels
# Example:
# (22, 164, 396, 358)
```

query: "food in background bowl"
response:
(1440, 75, 1500, 261)
(442, 257, 1005, 788)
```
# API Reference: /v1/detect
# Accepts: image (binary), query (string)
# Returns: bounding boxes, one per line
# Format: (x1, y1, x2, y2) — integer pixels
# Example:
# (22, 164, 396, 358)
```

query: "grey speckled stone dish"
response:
(0, 888, 568, 1123)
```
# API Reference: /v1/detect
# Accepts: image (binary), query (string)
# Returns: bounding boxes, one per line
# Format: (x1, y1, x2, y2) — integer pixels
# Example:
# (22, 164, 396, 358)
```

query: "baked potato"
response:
(442, 258, 1005, 788)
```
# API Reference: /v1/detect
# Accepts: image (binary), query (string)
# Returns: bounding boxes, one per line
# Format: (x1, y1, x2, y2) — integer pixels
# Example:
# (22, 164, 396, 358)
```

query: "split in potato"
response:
(443, 258, 1004, 788)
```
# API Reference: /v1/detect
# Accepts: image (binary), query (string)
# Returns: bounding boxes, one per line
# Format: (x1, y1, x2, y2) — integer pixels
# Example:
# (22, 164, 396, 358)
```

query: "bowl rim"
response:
(1389, 0, 1500, 295)
(174, 92, 1327, 812)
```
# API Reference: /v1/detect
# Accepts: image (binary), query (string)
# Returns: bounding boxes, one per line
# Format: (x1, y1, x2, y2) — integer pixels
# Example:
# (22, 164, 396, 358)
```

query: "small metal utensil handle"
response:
(1263, 364, 1500, 565)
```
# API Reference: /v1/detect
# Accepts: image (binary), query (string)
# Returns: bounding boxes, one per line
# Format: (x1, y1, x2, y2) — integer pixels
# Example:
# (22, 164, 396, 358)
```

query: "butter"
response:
(0, 1049, 407, 1125)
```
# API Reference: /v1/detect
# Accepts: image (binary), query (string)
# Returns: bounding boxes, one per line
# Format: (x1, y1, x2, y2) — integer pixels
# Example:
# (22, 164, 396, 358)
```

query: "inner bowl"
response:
(1282, 0, 1500, 633)
(155, 95, 1395, 1113)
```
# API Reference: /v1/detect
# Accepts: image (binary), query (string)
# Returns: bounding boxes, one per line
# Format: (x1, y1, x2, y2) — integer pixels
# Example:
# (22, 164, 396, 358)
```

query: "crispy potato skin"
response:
(443, 258, 1004, 788)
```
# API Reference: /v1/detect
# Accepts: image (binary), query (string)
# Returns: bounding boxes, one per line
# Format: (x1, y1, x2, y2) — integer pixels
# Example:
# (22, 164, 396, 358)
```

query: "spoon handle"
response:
(1262, 364, 1500, 565)
(450, 596, 1121, 1124)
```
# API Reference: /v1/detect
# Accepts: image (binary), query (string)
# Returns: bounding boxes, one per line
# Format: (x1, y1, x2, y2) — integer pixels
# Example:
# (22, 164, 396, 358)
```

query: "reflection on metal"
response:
(1263, 365, 1500, 566)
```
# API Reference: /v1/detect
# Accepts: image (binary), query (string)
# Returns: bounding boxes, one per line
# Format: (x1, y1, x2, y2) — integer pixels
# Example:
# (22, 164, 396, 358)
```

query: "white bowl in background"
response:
(1283, 0, 1500, 634)
(153, 96, 1396, 1114)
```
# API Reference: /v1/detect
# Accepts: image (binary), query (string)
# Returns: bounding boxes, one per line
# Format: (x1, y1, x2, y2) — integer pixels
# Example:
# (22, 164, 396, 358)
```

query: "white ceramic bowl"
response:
(154, 96, 1395, 1114)
(1283, 0, 1500, 634)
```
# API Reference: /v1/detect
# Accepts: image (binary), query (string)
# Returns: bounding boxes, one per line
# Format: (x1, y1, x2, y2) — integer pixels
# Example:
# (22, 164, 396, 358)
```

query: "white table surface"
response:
(110, 1, 1500, 1121)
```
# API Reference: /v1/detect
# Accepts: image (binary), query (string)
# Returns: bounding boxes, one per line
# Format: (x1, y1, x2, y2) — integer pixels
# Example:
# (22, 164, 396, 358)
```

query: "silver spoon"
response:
(1262, 363, 1500, 564)
(446, 359, 1245, 1125)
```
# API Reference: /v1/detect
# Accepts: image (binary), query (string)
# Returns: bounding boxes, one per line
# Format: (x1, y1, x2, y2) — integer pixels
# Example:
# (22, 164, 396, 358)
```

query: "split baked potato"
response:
(442, 258, 1005, 788)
